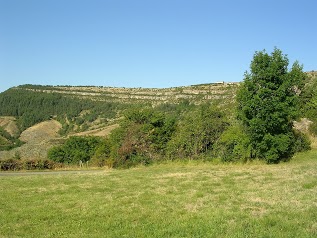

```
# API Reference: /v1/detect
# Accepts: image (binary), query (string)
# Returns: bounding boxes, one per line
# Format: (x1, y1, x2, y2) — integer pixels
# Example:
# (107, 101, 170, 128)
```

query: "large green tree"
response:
(237, 48, 307, 163)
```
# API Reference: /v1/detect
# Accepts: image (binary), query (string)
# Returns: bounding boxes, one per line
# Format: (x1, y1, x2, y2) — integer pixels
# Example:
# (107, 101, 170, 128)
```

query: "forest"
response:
(0, 87, 119, 133)
(1, 48, 317, 170)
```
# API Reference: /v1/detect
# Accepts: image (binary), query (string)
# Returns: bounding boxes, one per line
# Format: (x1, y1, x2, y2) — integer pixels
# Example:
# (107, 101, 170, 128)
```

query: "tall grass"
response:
(1, 150, 317, 237)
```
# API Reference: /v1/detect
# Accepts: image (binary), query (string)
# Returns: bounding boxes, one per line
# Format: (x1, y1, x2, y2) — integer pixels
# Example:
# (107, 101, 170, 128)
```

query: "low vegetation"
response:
(1, 149, 317, 237)
(0, 158, 58, 171)
(0, 126, 24, 151)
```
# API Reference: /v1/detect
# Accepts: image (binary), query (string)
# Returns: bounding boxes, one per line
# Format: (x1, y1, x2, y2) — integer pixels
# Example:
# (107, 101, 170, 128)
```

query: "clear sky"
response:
(0, 0, 316, 93)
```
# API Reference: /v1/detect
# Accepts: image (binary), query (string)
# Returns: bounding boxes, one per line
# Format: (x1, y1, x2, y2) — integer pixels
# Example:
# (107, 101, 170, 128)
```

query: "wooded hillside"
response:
(0, 59, 316, 168)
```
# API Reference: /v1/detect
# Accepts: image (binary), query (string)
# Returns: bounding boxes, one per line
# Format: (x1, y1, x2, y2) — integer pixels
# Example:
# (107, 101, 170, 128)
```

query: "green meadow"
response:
(1, 150, 317, 238)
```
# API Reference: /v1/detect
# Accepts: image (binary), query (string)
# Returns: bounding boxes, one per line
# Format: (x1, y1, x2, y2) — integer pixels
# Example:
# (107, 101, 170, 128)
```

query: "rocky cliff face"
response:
(15, 82, 240, 105)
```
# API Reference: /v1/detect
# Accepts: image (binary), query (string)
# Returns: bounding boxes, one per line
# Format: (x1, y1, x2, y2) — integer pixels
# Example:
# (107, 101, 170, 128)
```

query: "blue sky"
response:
(0, 0, 316, 92)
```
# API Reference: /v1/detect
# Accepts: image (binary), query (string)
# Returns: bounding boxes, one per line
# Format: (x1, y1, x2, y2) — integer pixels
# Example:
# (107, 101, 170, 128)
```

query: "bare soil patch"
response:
(0, 120, 62, 160)
(70, 124, 119, 137)
(0, 116, 19, 137)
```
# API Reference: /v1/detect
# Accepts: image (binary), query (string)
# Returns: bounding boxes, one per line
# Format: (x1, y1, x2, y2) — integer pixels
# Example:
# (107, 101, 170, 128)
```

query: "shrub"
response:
(47, 136, 103, 164)
(167, 104, 227, 159)
(0, 158, 23, 171)
(216, 123, 251, 162)
(108, 107, 176, 168)
(0, 158, 58, 171)
(90, 139, 111, 167)
(293, 131, 311, 153)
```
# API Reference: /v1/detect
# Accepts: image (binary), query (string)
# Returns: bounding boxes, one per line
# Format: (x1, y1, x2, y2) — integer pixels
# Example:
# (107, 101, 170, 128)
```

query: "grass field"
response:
(1, 150, 317, 237)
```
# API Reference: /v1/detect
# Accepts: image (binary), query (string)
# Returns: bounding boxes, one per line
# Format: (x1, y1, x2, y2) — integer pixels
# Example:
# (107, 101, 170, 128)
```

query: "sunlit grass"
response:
(1, 150, 317, 237)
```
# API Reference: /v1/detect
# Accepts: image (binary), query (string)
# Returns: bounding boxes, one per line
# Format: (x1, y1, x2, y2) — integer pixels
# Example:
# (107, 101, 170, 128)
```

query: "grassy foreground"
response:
(1, 151, 317, 237)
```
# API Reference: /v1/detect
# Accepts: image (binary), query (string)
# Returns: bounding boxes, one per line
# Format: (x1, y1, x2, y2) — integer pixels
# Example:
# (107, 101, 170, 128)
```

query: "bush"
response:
(90, 139, 111, 167)
(167, 104, 227, 159)
(24, 159, 47, 170)
(216, 123, 251, 162)
(293, 131, 311, 153)
(0, 158, 23, 171)
(113, 154, 151, 169)
(108, 107, 176, 168)
(0, 158, 57, 171)
(47, 136, 103, 164)
(258, 133, 294, 163)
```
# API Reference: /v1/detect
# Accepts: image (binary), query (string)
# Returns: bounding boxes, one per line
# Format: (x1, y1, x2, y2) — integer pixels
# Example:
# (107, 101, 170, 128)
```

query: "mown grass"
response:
(1, 150, 317, 237)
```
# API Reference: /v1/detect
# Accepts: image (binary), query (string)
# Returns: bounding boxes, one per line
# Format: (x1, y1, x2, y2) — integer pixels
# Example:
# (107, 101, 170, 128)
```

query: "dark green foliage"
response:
(216, 122, 251, 162)
(109, 107, 176, 168)
(47, 147, 66, 163)
(94, 103, 240, 168)
(90, 139, 112, 167)
(0, 127, 13, 140)
(167, 104, 228, 159)
(47, 136, 103, 164)
(0, 87, 118, 131)
(237, 48, 307, 163)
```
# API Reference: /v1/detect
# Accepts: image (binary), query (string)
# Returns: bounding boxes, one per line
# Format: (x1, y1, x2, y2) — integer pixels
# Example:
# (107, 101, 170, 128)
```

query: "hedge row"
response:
(0, 158, 60, 171)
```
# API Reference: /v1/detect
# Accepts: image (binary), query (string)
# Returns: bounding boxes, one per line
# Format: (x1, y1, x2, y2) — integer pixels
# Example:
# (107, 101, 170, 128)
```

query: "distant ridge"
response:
(12, 82, 240, 105)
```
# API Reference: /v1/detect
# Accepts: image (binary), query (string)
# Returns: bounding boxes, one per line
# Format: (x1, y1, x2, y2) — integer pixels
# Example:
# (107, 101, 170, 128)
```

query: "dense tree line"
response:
(0, 88, 119, 131)
(48, 104, 230, 167)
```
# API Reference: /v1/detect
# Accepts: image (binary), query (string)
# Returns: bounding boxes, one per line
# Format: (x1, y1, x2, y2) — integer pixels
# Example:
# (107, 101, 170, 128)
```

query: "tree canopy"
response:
(237, 48, 307, 163)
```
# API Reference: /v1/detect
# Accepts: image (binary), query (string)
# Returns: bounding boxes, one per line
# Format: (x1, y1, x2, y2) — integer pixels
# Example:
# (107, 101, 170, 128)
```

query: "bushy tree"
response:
(167, 104, 228, 159)
(109, 107, 176, 168)
(237, 48, 307, 163)
(216, 122, 251, 162)
(48, 136, 102, 164)
(90, 139, 112, 167)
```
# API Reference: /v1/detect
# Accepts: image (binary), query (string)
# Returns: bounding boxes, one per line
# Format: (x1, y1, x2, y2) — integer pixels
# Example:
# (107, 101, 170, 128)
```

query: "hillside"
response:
(0, 82, 239, 132)
(0, 117, 20, 138)
(15, 82, 239, 105)
(0, 70, 316, 163)
(0, 82, 239, 160)
(0, 120, 61, 160)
